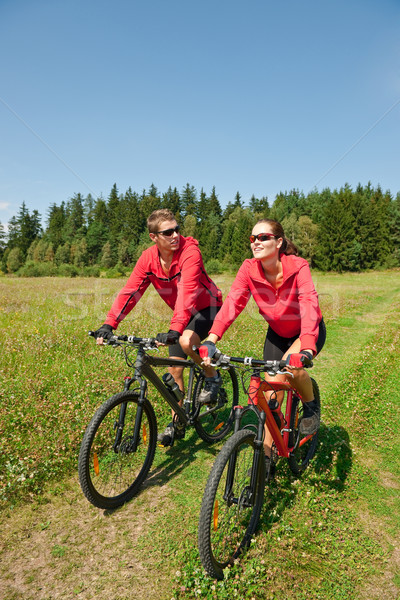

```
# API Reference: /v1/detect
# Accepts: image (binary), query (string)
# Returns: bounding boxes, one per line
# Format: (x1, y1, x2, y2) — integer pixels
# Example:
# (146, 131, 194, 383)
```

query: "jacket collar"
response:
(155, 235, 197, 268)
(249, 254, 300, 286)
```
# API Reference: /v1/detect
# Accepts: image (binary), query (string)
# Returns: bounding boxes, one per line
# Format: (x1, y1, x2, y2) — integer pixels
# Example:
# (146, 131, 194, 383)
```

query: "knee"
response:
(179, 332, 194, 354)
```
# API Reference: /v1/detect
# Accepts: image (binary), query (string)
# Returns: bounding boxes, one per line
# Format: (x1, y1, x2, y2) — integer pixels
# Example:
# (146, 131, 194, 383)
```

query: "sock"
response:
(303, 398, 318, 418)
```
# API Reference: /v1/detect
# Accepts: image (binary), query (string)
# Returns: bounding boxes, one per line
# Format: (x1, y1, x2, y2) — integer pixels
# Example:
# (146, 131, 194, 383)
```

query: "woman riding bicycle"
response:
(200, 218, 326, 473)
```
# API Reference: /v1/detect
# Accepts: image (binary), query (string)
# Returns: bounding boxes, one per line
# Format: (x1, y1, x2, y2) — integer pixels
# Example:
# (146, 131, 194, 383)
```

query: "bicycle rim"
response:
(193, 366, 238, 443)
(78, 391, 157, 509)
(287, 378, 320, 475)
(198, 430, 265, 580)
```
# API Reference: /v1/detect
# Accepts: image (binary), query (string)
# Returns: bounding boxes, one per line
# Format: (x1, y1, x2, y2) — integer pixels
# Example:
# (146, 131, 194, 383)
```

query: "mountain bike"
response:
(198, 351, 319, 580)
(78, 333, 238, 510)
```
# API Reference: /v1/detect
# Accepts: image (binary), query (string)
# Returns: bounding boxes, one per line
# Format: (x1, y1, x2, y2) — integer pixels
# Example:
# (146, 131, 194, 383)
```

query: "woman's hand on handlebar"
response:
(285, 350, 313, 370)
(198, 337, 220, 367)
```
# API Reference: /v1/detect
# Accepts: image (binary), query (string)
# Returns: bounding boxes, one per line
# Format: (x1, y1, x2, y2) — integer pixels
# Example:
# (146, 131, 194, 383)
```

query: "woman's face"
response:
(250, 222, 282, 261)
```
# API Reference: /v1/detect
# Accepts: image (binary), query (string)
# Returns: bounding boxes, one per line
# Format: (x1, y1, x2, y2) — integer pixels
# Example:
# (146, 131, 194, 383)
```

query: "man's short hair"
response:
(147, 209, 177, 233)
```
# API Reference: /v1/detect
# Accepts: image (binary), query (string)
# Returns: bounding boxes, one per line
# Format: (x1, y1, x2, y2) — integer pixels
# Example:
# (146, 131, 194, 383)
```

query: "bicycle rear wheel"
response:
(287, 378, 320, 475)
(193, 366, 238, 443)
(78, 391, 157, 509)
(198, 429, 266, 580)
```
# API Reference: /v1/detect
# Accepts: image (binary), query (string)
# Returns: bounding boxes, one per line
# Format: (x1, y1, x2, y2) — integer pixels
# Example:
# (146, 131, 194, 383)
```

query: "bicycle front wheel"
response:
(78, 391, 157, 509)
(193, 366, 238, 443)
(287, 378, 320, 475)
(198, 429, 266, 580)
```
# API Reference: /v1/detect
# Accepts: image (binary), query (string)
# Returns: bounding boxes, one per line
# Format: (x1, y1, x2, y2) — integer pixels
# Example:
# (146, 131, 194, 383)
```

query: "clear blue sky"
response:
(1, 0, 399, 228)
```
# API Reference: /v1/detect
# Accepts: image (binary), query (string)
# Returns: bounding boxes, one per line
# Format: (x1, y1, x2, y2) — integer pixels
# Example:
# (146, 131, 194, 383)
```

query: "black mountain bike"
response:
(78, 334, 238, 510)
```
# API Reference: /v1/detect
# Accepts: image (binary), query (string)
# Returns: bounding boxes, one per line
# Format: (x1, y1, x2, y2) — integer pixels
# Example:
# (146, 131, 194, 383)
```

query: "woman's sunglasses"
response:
(156, 225, 180, 237)
(249, 233, 277, 243)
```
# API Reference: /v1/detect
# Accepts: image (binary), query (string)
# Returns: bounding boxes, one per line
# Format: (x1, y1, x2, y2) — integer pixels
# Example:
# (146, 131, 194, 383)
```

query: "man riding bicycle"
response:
(92, 209, 223, 445)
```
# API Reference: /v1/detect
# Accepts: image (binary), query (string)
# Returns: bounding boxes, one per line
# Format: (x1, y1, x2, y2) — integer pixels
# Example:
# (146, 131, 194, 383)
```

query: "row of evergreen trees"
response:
(1, 181, 399, 275)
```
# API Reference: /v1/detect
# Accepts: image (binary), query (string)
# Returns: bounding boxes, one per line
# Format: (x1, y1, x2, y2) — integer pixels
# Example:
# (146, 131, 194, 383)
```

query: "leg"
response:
(262, 321, 326, 454)
(167, 329, 218, 411)
(179, 330, 217, 378)
(262, 339, 314, 457)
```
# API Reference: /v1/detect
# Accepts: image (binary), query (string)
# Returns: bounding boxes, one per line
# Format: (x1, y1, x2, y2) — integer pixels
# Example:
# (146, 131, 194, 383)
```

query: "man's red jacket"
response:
(209, 254, 322, 354)
(104, 236, 222, 334)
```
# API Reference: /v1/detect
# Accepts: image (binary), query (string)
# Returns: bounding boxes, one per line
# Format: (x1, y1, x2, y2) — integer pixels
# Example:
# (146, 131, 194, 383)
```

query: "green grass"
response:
(0, 271, 399, 600)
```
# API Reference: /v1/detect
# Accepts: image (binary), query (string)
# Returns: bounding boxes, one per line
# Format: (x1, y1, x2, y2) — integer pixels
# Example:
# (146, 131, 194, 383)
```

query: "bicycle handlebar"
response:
(88, 331, 158, 348)
(193, 345, 313, 371)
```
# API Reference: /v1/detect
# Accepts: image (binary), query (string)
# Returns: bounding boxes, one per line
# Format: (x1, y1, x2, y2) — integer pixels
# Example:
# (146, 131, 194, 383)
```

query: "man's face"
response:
(149, 220, 180, 253)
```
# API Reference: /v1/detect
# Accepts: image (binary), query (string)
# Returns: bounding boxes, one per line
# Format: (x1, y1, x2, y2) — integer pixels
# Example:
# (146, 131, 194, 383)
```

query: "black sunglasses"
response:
(249, 233, 277, 243)
(156, 225, 180, 237)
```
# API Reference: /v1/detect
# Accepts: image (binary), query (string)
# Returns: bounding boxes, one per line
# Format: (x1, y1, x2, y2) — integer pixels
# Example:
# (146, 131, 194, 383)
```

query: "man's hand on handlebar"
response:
(155, 330, 180, 346)
(92, 324, 114, 346)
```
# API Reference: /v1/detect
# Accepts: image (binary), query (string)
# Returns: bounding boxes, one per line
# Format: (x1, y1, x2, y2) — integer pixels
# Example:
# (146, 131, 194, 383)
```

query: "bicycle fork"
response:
(223, 407, 265, 508)
(113, 376, 147, 453)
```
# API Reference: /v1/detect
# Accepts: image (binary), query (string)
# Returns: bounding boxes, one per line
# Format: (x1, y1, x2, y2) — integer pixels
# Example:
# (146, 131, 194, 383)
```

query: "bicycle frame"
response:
(113, 343, 232, 454)
(235, 373, 314, 458)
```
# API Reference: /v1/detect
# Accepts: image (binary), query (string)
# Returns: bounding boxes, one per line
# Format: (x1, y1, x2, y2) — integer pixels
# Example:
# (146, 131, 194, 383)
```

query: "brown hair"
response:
(255, 219, 298, 256)
(147, 209, 177, 233)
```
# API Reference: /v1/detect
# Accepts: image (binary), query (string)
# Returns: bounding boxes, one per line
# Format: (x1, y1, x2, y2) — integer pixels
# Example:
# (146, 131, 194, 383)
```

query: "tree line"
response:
(1, 181, 399, 276)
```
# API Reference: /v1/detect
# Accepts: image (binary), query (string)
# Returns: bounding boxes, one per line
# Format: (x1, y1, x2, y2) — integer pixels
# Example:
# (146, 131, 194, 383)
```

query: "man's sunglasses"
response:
(156, 225, 180, 237)
(249, 233, 278, 243)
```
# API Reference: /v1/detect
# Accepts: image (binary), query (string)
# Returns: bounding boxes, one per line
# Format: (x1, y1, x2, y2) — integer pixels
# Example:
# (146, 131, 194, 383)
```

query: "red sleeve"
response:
(297, 263, 321, 354)
(209, 261, 252, 339)
(104, 252, 151, 329)
(169, 245, 203, 334)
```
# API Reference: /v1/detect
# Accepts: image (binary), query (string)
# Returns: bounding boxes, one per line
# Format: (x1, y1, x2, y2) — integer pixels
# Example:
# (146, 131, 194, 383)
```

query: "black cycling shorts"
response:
(263, 318, 326, 361)
(168, 306, 220, 359)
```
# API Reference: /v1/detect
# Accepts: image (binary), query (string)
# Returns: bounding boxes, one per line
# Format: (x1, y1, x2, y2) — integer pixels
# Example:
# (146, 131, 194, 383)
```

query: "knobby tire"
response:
(78, 391, 157, 509)
(198, 429, 266, 580)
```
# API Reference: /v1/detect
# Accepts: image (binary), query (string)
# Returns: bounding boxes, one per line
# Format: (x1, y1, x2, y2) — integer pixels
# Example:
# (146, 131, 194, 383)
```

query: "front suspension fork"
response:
(113, 376, 147, 452)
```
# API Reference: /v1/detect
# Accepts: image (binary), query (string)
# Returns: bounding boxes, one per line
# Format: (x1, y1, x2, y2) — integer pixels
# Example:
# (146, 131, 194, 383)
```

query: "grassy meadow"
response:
(0, 271, 399, 600)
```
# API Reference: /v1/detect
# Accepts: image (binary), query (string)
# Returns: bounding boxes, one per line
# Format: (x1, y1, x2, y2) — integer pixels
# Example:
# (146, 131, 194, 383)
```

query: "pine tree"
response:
(7, 203, 43, 257)
(249, 195, 269, 218)
(0, 221, 6, 256)
(139, 187, 162, 226)
(162, 186, 182, 219)
(315, 185, 358, 271)
(230, 209, 253, 266)
(63, 194, 85, 240)
(46, 202, 66, 250)
(270, 189, 305, 222)
(181, 184, 198, 218)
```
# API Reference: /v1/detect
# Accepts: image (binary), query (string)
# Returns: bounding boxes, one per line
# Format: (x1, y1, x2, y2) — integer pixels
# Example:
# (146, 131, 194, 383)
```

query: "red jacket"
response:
(105, 236, 222, 334)
(210, 254, 322, 354)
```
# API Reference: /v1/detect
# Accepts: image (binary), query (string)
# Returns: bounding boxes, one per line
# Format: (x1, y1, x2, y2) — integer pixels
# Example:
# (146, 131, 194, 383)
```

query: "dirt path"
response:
(0, 474, 176, 600)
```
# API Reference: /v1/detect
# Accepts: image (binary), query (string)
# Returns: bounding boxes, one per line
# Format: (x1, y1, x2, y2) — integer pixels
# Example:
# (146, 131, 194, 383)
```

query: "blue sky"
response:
(1, 0, 399, 228)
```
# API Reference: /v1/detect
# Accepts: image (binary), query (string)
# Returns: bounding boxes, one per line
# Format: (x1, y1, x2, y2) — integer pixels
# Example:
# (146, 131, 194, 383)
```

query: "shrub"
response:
(57, 264, 79, 277)
(204, 258, 224, 274)
(81, 265, 101, 277)
(17, 261, 57, 277)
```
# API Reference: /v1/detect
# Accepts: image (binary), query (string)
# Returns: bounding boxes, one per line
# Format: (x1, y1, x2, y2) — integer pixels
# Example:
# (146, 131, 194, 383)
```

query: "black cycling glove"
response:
(156, 330, 180, 345)
(92, 324, 114, 341)
(199, 340, 218, 359)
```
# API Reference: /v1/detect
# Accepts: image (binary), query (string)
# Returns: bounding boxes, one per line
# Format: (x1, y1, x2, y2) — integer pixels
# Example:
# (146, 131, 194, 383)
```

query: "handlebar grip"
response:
(301, 355, 313, 368)
(88, 331, 95, 337)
